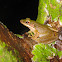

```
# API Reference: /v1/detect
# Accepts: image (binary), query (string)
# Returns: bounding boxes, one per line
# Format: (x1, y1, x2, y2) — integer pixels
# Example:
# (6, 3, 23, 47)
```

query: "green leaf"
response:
(32, 43, 62, 62)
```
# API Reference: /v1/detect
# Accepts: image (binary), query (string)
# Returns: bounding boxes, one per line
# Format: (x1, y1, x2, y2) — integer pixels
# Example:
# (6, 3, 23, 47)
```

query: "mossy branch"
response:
(36, 0, 62, 24)
(0, 22, 38, 62)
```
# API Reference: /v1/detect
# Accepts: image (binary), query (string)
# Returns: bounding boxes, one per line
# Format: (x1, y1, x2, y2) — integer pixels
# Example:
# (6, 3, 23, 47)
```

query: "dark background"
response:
(0, 0, 38, 34)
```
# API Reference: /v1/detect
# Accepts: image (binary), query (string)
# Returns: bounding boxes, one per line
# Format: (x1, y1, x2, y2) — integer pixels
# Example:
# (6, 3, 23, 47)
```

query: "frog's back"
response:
(34, 22, 52, 35)
(37, 32, 58, 44)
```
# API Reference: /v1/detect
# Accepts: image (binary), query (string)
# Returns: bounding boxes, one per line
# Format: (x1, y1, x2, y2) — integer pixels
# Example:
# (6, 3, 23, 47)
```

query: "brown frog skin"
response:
(20, 18, 58, 44)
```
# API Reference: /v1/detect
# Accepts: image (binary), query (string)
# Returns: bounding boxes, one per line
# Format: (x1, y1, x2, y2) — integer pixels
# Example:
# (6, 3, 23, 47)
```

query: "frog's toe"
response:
(28, 35, 32, 37)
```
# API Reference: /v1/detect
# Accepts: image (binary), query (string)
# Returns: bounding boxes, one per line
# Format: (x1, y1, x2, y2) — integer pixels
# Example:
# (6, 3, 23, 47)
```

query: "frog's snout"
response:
(20, 20, 23, 23)
(20, 20, 25, 25)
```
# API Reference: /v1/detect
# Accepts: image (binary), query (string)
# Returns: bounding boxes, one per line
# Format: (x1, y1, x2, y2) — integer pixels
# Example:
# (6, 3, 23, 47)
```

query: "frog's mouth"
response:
(20, 20, 26, 25)
(20, 20, 31, 28)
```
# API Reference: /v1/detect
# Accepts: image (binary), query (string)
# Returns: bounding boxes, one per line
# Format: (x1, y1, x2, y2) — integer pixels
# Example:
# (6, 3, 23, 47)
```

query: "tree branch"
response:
(0, 22, 37, 62)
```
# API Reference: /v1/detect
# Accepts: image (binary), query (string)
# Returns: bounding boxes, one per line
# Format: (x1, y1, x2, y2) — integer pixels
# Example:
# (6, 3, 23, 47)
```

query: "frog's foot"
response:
(28, 30, 39, 40)
(28, 31, 34, 37)
(28, 35, 32, 37)
(28, 34, 33, 37)
(31, 30, 39, 40)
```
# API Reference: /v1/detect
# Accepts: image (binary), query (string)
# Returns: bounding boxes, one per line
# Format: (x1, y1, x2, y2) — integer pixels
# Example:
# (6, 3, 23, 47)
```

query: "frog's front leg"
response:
(28, 31, 34, 37)
(31, 30, 39, 40)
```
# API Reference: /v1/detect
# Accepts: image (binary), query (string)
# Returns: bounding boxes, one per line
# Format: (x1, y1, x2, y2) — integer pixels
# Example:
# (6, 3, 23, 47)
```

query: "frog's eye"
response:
(26, 21, 30, 24)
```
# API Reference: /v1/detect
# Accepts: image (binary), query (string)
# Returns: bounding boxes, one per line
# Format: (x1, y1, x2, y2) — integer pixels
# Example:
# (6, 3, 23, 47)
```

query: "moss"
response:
(15, 34, 23, 38)
(36, 0, 62, 24)
(0, 40, 22, 62)
(32, 43, 62, 62)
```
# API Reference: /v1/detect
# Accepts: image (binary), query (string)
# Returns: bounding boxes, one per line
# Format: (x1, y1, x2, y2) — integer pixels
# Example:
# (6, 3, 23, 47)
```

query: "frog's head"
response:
(20, 18, 35, 28)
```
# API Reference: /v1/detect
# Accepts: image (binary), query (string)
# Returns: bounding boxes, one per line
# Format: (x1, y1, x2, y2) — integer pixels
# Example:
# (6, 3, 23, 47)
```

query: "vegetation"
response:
(32, 43, 62, 62)
(0, 40, 22, 62)
(15, 34, 23, 38)
(36, 0, 62, 24)
(32, 0, 62, 62)
(0, 0, 62, 62)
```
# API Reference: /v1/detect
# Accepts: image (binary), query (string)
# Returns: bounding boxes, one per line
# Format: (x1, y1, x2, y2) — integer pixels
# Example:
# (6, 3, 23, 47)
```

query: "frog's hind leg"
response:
(35, 37, 45, 43)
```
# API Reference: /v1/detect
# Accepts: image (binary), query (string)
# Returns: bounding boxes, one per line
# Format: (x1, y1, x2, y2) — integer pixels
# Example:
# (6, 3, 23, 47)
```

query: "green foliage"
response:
(33, 0, 62, 62)
(32, 43, 62, 62)
(15, 34, 23, 38)
(36, 0, 47, 24)
(0, 40, 22, 62)
(46, 0, 62, 22)
(36, 0, 62, 24)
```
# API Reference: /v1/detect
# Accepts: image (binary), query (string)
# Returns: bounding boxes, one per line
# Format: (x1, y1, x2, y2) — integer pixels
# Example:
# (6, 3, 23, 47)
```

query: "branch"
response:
(0, 22, 37, 62)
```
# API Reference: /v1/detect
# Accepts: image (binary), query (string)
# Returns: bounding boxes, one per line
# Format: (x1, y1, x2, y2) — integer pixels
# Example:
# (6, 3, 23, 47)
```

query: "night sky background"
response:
(0, 0, 38, 34)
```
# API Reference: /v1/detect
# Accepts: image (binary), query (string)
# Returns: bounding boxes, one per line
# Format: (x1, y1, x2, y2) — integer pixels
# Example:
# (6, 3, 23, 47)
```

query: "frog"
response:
(20, 18, 58, 44)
